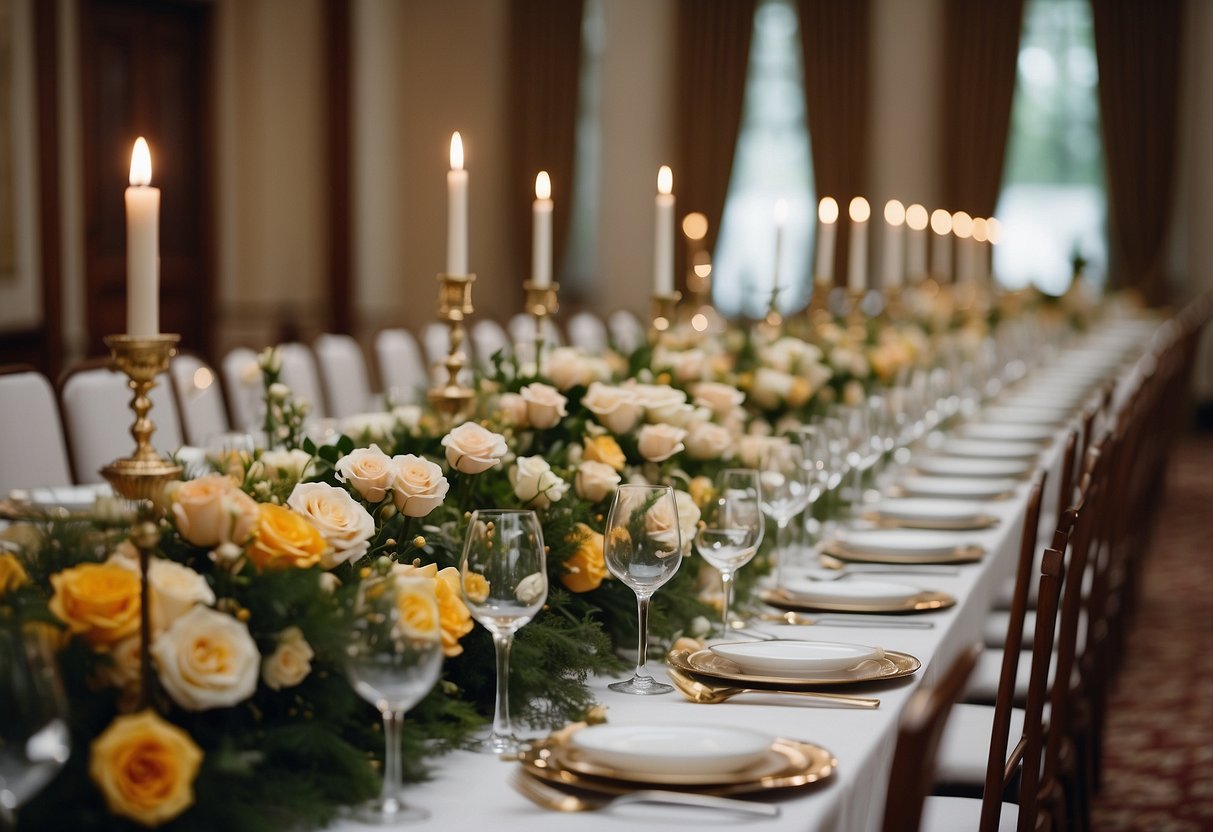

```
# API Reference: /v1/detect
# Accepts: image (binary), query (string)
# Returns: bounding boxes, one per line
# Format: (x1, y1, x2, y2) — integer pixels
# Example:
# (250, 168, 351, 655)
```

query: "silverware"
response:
(668, 666, 879, 709)
(818, 553, 962, 575)
(509, 770, 781, 817)
(748, 613, 935, 630)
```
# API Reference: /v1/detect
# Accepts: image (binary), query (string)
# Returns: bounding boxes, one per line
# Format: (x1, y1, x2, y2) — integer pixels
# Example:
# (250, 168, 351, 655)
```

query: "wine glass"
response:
(694, 470, 763, 637)
(758, 443, 811, 587)
(604, 485, 683, 695)
(344, 573, 445, 823)
(794, 427, 830, 543)
(459, 510, 548, 753)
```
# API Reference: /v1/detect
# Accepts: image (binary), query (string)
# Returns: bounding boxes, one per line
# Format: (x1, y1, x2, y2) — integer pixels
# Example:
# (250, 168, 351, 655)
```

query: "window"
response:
(560, 0, 604, 294)
(994, 0, 1106, 294)
(713, 0, 815, 318)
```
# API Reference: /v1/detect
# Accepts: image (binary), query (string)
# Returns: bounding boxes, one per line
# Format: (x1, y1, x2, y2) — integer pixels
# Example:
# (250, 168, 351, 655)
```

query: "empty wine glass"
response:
(694, 469, 763, 637)
(604, 485, 683, 695)
(344, 573, 445, 823)
(758, 443, 811, 587)
(459, 510, 548, 753)
(793, 427, 830, 544)
(0, 626, 70, 826)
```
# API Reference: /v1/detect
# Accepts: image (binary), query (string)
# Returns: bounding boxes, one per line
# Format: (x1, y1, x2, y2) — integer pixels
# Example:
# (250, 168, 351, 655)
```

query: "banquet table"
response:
(330, 316, 1161, 832)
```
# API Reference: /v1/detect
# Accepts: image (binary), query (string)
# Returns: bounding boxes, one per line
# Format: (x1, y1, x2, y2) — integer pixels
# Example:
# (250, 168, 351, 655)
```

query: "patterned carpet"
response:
(1089, 434, 1213, 831)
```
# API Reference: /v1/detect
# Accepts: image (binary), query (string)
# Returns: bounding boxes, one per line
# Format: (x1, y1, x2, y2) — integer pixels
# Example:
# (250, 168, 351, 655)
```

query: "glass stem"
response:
(720, 570, 735, 634)
(381, 709, 404, 805)
(491, 633, 514, 740)
(775, 518, 790, 586)
(634, 593, 653, 681)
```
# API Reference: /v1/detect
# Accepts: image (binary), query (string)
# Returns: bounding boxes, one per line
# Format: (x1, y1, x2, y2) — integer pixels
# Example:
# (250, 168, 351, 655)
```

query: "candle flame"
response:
(987, 217, 1002, 245)
(818, 197, 839, 224)
(450, 132, 464, 171)
(952, 211, 973, 239)
(657, 165, 673, 195)
(535, 171, 551, 200)
(884, 199, 906, 226)
(129, 137, 152, 187)
(848, 196, 870, 223)
(930, 208, 953, 236)
(906, 203, 929, 231)
(971, 217, 988, 243)
(774, 198, 789, 225)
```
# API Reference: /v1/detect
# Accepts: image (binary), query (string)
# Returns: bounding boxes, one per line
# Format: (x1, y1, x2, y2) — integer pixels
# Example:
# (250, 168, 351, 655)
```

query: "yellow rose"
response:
(561, 524, 607, 593)
(90, 710, 203, 827)
(393, 563, 474, 657)
(394, 574, 442, 643)
(246, 504, 328, 571)
(0, 552, 30, 595)
(49, 563, 141, 647)
(688, 476, 715, 510)
(583, 435, 626, 472)
(462, 572, 490, 604)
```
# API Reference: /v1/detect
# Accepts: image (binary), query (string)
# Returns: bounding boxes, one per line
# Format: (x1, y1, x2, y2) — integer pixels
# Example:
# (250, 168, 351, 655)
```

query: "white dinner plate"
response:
(568, 724, 774, 776)
(914, 457, 1034, 479)
(778, 577, 923, 606)
(895, 476, 1020, 500)
(9, 484, 114, 510)
(867, 497, 995, 525)
(709, 640, 883, 677)
(978, 406, 1069, 426)
(990, 396, 1075, 414)
(938, 438, 1042, 460)
(958, 423, 1056, 443)
(830, 528, 978, 557)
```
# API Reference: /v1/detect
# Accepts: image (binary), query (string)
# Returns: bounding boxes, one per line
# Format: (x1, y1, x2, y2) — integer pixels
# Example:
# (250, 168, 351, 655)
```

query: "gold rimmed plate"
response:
(860, 510, 999, 532)
(759, 586, 956, 615)
(667, 647, 921, 689)
(518, 725, 836, 795)
(820, 539, 985, 565)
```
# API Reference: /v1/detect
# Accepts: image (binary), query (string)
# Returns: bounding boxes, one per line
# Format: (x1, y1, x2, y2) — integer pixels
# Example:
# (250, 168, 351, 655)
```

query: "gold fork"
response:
(509, 770, 780, 817)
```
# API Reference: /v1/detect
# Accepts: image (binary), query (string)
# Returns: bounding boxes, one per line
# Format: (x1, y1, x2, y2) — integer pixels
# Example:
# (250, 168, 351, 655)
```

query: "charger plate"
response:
(820, 539, 984, 565)
(759, 586, 956, 614)
(519, 724, 836, 795)
(667, 647, 920, 689)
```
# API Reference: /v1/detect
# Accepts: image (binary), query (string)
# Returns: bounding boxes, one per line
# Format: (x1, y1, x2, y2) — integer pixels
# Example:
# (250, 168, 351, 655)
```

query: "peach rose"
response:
(247, 504, 329, 570)
(168, 474, 258, 548)
(334, 444, 395, 503)
(89, 710, 203, 827)
(574, 460, 621, 503)
(519, 382, 568, 430)
(637, 424, 687, 463)
(692, 381, 746, 417)
(582, 383, 643, 434)
(261, 626, 314, 691)
(49, 562, 142, 647)
(496, 392, 529, 427)
(685, 421, 733, 461)
(441, 422, 508, 474)
(390, 454, 449, 518)
(287, 482, 376, 567)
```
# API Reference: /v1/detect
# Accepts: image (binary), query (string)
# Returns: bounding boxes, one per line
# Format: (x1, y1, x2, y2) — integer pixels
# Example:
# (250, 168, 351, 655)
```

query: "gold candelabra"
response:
(427, 273, 476, 419)
(100, 332, 183, 710)
(649, 291, 681, 343)
(522, 280, 559, 369)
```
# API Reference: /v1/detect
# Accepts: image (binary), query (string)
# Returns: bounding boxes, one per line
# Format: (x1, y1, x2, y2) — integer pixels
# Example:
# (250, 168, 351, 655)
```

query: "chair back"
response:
(881, 644, 982, 832)
(220, 347, 262, 432)
(507, 313, 562, 350)
(170, 353, 229, 446)
(567, 311, 609, 353)
(314, 334, 373, 419)
(471, 319, 512, 368)
(607, 309, 645, 354)
(277, 342, 327, 418)
(60, 362, 182, 484)
(373, 328, 428, 405)
(0, 367, 73, 491)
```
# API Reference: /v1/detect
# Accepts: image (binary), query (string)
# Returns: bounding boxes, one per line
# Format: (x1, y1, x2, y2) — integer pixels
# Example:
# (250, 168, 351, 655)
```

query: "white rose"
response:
(95, 635, 142, 692)
(692, 382, 746, 417)
(627, 382, 688, 417)
(574, 460, 621, 502)
(510, 456, 569, 508)
(261, 626, 314, 691)
(391, 404, 423, 430)
(257, 346, 282, 374)
(637, 424, 687, 463)
(582, 383, 643, 434)
(334, 444, 395, 503)
(542, 347, 595, 390)
(340, 412, 396, 443)
(252, 448, 313, 482)
(390, 454, 450, 518)
(685, 422, 733, 461)
(762, 337, 823, 373)
(287, 482, 376, 567)
(749, 367, 796, 410)
(496, 393, 529, 427)
(519, 382, 568, 430)
(151, 606, 259, 711)
(441, 422, 508, 474)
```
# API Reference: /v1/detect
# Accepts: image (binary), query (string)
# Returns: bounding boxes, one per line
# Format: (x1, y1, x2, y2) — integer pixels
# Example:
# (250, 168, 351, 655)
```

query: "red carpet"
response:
(1089, 435, 1213, 831)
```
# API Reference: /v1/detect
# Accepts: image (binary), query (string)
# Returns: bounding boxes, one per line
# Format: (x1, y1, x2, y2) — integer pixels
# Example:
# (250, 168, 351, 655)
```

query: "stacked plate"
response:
(913, 456, 1034, 479)
(822, 528, 984, 565)
(667, 640, 920, 688)
(862, 497, 999, 530)
(894, 475, 1019, 500)
(958, 422, 1056, 444)
(936, 438, 1042, 461)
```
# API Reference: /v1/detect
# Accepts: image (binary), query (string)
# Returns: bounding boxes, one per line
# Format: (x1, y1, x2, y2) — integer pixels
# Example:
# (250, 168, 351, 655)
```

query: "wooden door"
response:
(80, 0, 213, 358)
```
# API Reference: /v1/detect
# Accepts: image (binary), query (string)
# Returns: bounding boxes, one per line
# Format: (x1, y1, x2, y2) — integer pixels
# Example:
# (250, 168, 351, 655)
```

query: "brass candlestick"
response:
(100, 333, 183, 711)
(649, 291, 681, 343)
(427, 273, 476, 419)
(522, 280, 559, 369)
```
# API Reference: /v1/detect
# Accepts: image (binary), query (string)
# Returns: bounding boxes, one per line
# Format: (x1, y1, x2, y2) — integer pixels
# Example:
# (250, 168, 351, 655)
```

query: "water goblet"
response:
(459, 509, 548, 753)
(694, 469, 764, 636)
(604, 485, 684, 695)
(757, 443, 811, 586)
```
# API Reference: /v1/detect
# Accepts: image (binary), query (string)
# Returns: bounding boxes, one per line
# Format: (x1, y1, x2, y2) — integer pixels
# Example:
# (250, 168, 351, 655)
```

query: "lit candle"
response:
(654, 165, 675, 295)
(952, 211, 974, 283)
(447, 132, 468, 275)
(532, 171, 553, 288)
(772, 198, 788, 293)
(125, 137, 160, 338)
(847, 196, 870, 294)
(814, 197, 838, 291)
(930, 208, 953, 282)
(905, 203, 929, 283)
(882, 199, 906, 289)
(971, 217, 989, 283)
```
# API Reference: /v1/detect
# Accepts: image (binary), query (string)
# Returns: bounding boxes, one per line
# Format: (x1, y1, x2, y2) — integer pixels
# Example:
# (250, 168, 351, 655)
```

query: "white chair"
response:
(221, 347, 262, 432)
(421, 322, 451, 372)
(373, 329, 429, 405)
(567, 311, 609, 353)
(470, 319, 512, 369)
(607, 309, 645, 354)
(0, 369, 73, 492)
(508, 313, 562, 351)
(277, 342, 327, 418)
(170, 354, 229, 446)
(61, 363, 183, 484)
(314, 334, 375, 418)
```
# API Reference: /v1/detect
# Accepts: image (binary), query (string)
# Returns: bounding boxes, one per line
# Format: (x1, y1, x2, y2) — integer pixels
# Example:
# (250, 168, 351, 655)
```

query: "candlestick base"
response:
(649, 291, 681, 343)
(428, 273, 476, 420)
(522, 280, 559, 371)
